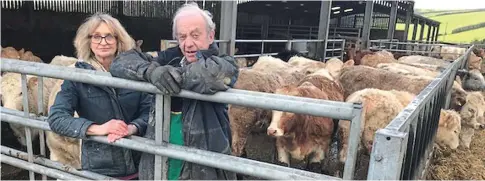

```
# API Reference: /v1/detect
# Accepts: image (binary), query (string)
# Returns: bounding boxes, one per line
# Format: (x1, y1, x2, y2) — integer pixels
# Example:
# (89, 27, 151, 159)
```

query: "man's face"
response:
(176, 13, 215, 63)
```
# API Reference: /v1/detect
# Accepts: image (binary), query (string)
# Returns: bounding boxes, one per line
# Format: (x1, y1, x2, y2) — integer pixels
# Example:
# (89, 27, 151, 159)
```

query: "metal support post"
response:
(154, 94, 171, 180)
(367, 129, 408, 180)
(362, 1, 374, 49)
(387, 1, 398, 39)
(317, 0, 331, 60)
(219, 1, 237, 56)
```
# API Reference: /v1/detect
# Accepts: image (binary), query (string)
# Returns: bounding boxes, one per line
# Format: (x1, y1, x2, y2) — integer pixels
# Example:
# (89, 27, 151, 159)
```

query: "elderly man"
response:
(109, 2, 239, 180)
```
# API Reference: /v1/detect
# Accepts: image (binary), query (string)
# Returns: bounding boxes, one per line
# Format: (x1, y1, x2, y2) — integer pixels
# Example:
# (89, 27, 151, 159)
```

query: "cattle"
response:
(440, 46, 467, 61)
(457, 69, 485, 92)
(359, 50, 396, 68)
(267, 81, 336, 172)
(337, 88, 415, 163)
(1, 73, 42, 147)
(337, 88, 462, 176)
(338, 66, 467, 112)
(229, 67, 305, 157)
(458, 92, 485, 149)
(467, 52, 482, 71)
(397, 55, 451, 68)
(436, 110, 462, 149)
(376, 62, 441, 78)
(1, 46, 42, 63)
(46, 74, 81, 169)
(287, 56, 326, 75)
(324, 58, 354, 80)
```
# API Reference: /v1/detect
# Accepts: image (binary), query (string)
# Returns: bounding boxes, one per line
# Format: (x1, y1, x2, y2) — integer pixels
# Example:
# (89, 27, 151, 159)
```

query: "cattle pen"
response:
(1, 0, 481, 181)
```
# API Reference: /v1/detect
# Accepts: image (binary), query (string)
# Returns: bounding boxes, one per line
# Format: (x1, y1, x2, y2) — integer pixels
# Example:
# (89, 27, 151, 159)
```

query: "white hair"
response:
(172, 2, 216, 40)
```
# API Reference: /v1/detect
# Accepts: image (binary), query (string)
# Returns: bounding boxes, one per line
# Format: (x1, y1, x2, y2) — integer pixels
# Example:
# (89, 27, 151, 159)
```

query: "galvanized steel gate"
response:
(0, 40, 475, 180)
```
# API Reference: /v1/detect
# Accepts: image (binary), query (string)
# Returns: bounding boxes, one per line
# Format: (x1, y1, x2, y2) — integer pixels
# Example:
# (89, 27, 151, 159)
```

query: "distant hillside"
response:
(397, 9, 485, 44)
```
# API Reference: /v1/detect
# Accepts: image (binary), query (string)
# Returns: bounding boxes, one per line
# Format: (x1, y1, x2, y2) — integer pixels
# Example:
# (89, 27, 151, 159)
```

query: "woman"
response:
(48, 13, 151, 180)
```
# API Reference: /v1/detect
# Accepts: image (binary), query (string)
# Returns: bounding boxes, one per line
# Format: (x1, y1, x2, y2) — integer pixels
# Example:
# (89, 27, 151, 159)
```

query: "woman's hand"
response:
(106, 124, 138, 143)
(86, 119, 129, 136)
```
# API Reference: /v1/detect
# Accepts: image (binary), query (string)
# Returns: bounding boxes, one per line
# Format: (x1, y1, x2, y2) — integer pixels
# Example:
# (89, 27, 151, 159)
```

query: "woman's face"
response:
(90, 22, 118, 60)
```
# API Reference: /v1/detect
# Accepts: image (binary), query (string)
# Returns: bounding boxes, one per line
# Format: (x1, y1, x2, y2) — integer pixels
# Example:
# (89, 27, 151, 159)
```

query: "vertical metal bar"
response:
(21, 74, 35, 180)
(260, 41, 264, 55)
(362, 1, 374, 49)
(340, 39, 345, 61)
(162, 96, 171, 179)
(367, 129, 408, 180)
(37, 76, 47, 181)
(219, 1, 237, 55)
(154, 94, 167, 180)
(387, 1, 398, 39)
(403, 7, 412, 41)
(317, 0, 331, 59)
(342, 103, 362, 180)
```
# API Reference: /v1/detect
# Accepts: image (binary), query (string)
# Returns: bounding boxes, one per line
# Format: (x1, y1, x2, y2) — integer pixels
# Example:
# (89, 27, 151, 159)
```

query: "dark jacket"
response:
(47, 61, 152, 177)
(109, 43, 239, 180)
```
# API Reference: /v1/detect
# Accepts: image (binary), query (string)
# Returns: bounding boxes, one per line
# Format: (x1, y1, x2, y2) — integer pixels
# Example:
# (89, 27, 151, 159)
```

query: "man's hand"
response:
(145, 63, 183, 95)
(181, 54, 238, 94)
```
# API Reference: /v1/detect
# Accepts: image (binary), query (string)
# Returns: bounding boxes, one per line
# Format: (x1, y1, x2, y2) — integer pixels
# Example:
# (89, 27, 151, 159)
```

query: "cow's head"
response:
(267, 82, 333, 139)
(436, 110, 461, 149)
(459, 69, 485, 91)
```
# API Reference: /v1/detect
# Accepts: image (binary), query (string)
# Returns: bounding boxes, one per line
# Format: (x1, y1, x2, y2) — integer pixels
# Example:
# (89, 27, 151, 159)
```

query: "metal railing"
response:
(160, 39, 346, 62)
(0, 57, 363, 180)
(367, 45, 474, 180)
(368, 39, 469, 57)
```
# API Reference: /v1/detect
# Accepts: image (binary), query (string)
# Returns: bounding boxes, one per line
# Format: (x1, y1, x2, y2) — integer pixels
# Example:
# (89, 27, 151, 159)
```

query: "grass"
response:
(396, 10, 485, 43)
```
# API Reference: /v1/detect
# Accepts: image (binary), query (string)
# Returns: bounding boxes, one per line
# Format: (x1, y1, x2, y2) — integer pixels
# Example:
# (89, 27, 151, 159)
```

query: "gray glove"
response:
(144, 62, 183, 94)
(181, 54, 238, 94)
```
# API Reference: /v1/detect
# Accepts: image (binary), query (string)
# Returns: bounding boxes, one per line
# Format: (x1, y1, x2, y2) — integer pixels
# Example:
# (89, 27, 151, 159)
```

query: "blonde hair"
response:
(73, 13, 135, 61)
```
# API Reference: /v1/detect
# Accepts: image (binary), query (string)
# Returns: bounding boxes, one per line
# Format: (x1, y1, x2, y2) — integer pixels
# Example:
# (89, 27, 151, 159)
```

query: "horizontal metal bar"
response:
(235, 39, 290, 43)
(0, 113, 341, 180)
(233, 53, 279, 58)
(1, 58, 355, 120)
(368, 48, 463, 55)
(1, 154, 88, 180)
(0, 146, 119, 180)
(325, 48, 343, 51)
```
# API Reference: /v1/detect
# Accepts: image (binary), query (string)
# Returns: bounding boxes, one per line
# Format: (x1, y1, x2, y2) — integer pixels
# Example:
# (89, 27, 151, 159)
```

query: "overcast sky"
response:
(413, 0, 485, 10)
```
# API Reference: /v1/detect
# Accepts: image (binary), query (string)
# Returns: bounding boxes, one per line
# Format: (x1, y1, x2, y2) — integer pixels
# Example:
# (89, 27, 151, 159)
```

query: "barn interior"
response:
(1, 0, 439, 63)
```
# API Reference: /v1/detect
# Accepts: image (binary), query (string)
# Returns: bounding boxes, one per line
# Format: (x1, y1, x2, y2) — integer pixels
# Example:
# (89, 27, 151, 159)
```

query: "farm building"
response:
(2, 0, 483, 181)
(1, 0, 440, 62)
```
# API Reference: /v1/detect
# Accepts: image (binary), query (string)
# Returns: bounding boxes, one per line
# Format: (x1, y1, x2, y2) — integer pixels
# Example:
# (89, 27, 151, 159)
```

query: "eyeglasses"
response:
(89, 34, 117, 44)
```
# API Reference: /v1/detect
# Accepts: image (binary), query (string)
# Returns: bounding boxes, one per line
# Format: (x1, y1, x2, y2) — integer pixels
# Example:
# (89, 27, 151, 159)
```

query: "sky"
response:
(413, 0, 485, 10)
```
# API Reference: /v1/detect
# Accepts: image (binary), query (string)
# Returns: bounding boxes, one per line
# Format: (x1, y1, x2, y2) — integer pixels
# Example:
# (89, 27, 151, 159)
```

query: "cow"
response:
(287, 56, 326, 75)
(338, 66, 467, 112)
(458, 92, 485, 149)
(267, 81, 336, 173)
(1, 73, 43, 147)
(229, 67, 305, 157)
(359, 50, 397, 68)
(46, 74, 82, 169)
(436, 110, 462, 149)
(337, 88, 462, 179)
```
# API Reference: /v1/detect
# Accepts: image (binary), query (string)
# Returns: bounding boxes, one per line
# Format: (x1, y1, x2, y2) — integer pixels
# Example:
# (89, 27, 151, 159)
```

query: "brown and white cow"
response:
(267, 82, 335, 172)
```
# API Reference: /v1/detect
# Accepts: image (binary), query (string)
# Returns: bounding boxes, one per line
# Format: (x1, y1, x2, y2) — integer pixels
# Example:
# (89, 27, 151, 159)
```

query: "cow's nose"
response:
(267, 128, 277, 136)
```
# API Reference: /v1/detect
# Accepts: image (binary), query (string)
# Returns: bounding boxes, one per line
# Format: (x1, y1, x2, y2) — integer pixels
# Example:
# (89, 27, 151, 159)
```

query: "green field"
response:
(396, 10, 485, 43)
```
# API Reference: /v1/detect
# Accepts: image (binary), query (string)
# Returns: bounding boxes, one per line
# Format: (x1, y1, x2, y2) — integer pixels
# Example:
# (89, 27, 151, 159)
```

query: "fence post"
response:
(21, 74, 35, 181)
(342, 103, 362, 180)
(367, 129, 408, 180)
(154, 94, 171, 180)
